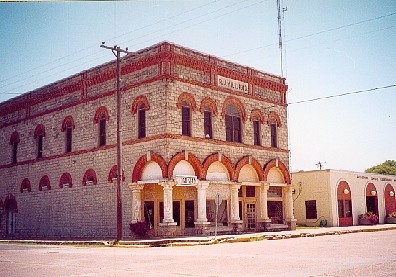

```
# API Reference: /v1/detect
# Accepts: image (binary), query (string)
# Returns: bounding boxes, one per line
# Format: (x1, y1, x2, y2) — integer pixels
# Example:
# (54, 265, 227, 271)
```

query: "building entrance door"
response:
(185, 200, 195, 228)
(246, 203, 256, 230)
(268, 201, 283, 224)
(144, 201, 155, 230)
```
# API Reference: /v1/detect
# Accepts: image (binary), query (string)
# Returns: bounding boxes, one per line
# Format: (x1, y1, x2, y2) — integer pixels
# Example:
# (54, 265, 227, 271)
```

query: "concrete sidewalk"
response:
(1, 224, 395, 248)
(118, 223, 396, 247)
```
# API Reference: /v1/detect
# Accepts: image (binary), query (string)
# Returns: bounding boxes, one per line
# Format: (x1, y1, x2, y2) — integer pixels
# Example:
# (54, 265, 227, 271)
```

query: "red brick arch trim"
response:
(267, 111, 282, 127)
(9, 131, 20, 145)
(176, 92, 197, 111)
(93, 106, 110, 124)
(168, 151, 203, 179)
(132, 152, 168, 182)
(199, 97, 218, 115)
(131, 95, 150, 115)
(59, 172, 73, 188)
(61, 116, 75, 132)
(365, 183, 377, 196)
(221, 96, 247, 121)
(235, 156, 264, 181)
(39, 175, 51, 191)
(20, 178, 31, 193)
(249, 109, 264, 124)
(263, 159, 291, 184)
(202, 152, 235, 182)
(82, 168, 97, 186)
(337, 181, 351, 200)
(34, 124, 46, 139)
(108, 165, 126, 183)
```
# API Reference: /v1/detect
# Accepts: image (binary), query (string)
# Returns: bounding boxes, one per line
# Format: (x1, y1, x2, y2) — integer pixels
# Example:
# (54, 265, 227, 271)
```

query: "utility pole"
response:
(100, 42, 131, 241)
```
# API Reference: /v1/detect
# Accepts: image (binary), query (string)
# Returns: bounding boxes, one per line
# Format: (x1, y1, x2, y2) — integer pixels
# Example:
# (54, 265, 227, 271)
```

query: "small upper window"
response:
(181, 101, 191, 136)
(83, 168, 97, 186)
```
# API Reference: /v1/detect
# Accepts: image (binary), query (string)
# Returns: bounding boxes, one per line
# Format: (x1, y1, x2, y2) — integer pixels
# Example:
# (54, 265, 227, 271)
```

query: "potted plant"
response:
(129, 221, 150, 238)
(358, 212, 378, 225)
(384, 211, 396, 224)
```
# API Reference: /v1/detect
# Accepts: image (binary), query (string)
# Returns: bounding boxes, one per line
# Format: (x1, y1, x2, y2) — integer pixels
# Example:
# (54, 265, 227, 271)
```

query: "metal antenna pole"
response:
(277, 0, 283, 77)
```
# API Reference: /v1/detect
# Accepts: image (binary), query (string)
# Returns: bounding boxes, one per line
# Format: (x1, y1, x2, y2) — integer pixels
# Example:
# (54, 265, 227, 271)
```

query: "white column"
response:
(285, 185, 294, 220)
(128, 183, 144, 223)
(196, 181, 210, 222)
(160, 181, 175, 223)
(260, 182, 270, 221)
(230, 183, 241, 222)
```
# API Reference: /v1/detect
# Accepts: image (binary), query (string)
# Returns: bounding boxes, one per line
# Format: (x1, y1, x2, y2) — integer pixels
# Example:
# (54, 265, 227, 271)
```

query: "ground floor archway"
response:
(337, 181, 353, 227)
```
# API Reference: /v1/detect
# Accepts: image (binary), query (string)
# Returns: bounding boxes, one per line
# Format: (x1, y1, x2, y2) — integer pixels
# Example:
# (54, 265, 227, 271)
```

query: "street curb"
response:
(2, 225, 396, 248)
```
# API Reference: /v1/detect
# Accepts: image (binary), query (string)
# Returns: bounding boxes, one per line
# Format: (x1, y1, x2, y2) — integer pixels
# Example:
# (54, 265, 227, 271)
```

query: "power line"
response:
(0, 0, 262, 96)
(224, 11, 396, 58)
(287, 11, 396, 44)
(0, 0, 221, 86)
(289, 84, 396, 105)
(1, 5, 394, 97)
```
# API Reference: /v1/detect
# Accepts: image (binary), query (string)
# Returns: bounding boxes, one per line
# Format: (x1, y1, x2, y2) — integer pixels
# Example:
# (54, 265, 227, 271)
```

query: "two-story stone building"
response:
(0, 42, 294, 239)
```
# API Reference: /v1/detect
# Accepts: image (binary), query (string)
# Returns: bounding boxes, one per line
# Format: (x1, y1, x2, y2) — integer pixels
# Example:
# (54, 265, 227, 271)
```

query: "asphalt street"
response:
(1, 229, 395, 276)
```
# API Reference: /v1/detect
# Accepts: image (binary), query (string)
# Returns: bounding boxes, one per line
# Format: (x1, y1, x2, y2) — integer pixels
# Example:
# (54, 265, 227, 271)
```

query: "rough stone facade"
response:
(0, 42, 293, 239)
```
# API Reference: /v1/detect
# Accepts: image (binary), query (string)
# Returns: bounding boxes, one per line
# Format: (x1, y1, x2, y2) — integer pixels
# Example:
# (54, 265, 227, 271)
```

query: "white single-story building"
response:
(292, 170, 396, 227)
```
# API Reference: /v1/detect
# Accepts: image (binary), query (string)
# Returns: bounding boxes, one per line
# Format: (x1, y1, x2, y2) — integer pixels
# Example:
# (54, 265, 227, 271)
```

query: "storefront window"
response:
(206, 200, 228, 225)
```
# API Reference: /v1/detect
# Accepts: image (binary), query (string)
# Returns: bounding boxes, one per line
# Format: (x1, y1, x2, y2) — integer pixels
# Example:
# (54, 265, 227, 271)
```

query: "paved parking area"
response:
(1, 228, 396, 276)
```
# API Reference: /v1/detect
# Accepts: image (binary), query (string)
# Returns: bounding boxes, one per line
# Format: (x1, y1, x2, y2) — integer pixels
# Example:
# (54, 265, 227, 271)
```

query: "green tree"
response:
(365, 160, 396, 175)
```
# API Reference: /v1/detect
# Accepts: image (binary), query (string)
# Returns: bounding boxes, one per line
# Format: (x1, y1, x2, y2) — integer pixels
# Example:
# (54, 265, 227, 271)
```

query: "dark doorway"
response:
(268, 201, 283, 224)
(173, 201, 181, 226)
(144, 201, 154, 229)
(366, 196, 378, 215)
(185, 200, 195, 228)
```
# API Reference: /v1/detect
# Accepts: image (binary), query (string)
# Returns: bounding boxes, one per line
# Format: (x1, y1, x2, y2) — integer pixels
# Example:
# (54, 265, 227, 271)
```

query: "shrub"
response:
(129, 221, 150, 237)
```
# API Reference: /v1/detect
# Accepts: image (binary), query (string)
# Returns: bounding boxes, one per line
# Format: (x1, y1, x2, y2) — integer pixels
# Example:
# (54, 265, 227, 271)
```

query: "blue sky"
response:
(0, 0, 395, 173)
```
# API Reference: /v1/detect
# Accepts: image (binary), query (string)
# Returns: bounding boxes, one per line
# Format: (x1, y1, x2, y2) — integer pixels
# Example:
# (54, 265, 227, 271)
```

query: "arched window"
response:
(252, 119, 260, 146)
(39, 175, 51, 191)
(9, 131, 20, 164)
(94, 106, 110, 147)
(267, 112, 281, 148)
(20, 178, 31, 193)
(250, 109, 264, 146)
(270, 119, 277, 148)
(138, 103, 146, 139)
(99, 114, 106, 146)
(181, 101, 191, 136)
(82, 168, 98, 186)
(200, 97, 217, 139)
(225, 105, 241, 143)
(61, 116, 75, 153)
(59, 172, 73, 188)
(34, 124, 46, 159)
(131, 95, 150, 139)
